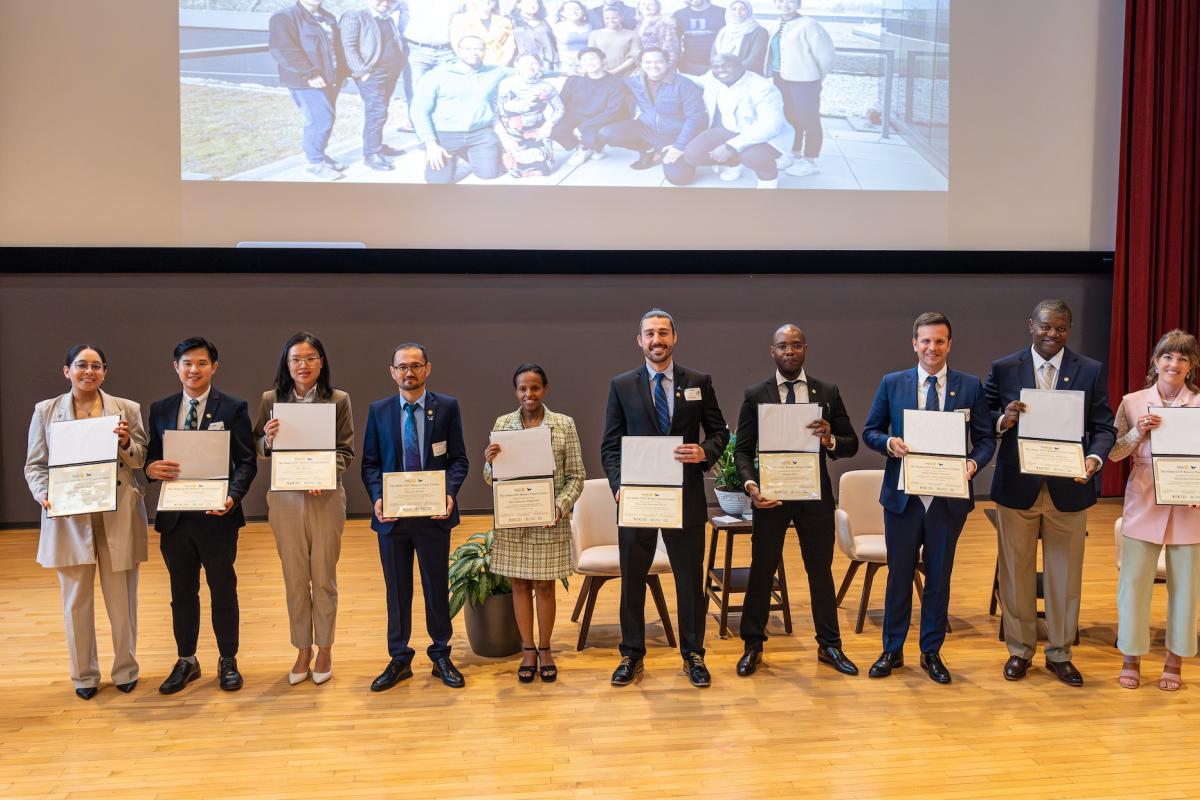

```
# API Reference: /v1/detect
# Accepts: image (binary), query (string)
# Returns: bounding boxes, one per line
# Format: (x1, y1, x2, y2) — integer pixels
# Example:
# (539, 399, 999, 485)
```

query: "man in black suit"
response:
(734, 324, 859, 677)
(601, 309, 729, 687)
(145, 337, 257, 694)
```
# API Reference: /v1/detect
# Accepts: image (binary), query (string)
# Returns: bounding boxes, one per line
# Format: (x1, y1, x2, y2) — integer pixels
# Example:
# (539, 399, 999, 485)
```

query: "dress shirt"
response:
(176, 388, 211, 430)
(293, 386, 318, 403)
(401, 390, 428, 469)
(645, 362, 675, 419)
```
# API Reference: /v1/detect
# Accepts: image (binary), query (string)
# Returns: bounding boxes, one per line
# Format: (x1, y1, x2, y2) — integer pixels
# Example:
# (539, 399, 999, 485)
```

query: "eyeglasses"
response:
(288, 356, 323, 366)
(72, 361, 106, 371)
(391, 363, 428, 373)
(772, 343, 807, 353)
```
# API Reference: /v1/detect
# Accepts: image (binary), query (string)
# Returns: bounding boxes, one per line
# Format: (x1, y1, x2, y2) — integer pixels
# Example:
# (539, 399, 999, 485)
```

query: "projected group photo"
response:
(180, 0, 948, 190)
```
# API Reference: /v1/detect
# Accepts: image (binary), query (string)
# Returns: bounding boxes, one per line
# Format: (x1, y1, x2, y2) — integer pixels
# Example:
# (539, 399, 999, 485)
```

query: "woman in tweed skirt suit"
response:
(484, 364, 585, 681)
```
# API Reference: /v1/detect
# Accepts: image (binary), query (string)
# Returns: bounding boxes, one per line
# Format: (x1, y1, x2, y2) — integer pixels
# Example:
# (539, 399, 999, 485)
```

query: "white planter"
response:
(714, 489, 752, 517)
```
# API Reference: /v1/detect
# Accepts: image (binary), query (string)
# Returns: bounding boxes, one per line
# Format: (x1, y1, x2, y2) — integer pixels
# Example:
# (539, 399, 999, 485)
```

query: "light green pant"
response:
(1117, 536, 1200, 657)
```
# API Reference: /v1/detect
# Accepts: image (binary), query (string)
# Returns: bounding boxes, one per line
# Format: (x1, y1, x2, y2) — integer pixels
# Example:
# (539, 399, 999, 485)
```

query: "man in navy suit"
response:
(984, 299, 1116, 686)
(361, 342, 469, 691)
(862, 313, 995, 684)
(601, 309, 729, 688)
(145, 337, 258, 695)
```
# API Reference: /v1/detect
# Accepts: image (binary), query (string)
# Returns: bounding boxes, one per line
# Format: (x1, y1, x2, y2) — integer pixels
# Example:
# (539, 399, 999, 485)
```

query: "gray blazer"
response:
(253, 388, 356, 482)
(24, 392, 150, 571)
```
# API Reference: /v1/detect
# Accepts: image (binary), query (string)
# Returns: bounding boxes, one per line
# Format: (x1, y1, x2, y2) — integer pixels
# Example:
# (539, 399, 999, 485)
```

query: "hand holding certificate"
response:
(489, 427, 557, 528)
(757, 404, 823, 501)
(1016, 389, 1087, 479)
(619, 436, 684, 528)
(901, 409, 969, 499)
(1150, 407, 1200, 505)
(46, 416, 120, 518)
(269, 404, 338, 491)
(157, 430, 231, 512)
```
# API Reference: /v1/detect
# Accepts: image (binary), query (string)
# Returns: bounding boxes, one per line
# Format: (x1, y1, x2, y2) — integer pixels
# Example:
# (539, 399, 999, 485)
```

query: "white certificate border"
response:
(901, 453, 969, 499)
(1152, 456, 1200, 506)
(47, 460, 119, 518)
(1017, 438, 1087, 479)
(758, 451, 822, 501)
(492, 476, 557, 528)
(157, 479, 230, 512)
(382, 470, 447, 518)
(618, 485, 684, 529)
(270, 449, 338, 491)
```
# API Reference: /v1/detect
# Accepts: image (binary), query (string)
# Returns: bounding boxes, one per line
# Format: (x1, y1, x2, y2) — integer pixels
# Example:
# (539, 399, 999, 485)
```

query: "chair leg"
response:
(571, 576, 592, 622)
(576, 576, 608, 651)
(836, 560, 862, 607)
(856, 563, 880, 634)
(648, 574, 677, 649)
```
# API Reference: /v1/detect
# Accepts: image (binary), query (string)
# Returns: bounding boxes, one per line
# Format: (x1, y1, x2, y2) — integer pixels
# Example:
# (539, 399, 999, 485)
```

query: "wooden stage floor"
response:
(2, 500, 1199, 799)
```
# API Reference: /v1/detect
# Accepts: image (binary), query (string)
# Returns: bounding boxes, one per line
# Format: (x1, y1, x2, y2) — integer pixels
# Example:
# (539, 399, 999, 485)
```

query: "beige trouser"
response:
(1117, 537, 1200, 657)
(55, 514, 139, 689)
(267, 486, 346, 649)
(996, 484, 1088, 662)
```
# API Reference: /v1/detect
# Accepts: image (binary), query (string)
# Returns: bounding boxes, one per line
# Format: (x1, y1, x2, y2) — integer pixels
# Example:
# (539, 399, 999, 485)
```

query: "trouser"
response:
(773, 75, 822, 157)
(355, 67, 402, 156)
(618, 524, 706, 659)
(740, 505, 840, 650)
(594, 119, 693, 184)
(671, 125, 782, 185)
(550, 109, 622, 151)
(882, 497, 965, 654)
(1117, 537, 1200, 657)
(267, 487, 347, 649)
(402, 42, 456, 105)
(424, 128, 504, 184)
(378, 522, 453, 661)
(289, 85, 339, 164)
(996, 484, 1088, 662)
(55, 514, 139, 689)
(159, 516, 240, 658)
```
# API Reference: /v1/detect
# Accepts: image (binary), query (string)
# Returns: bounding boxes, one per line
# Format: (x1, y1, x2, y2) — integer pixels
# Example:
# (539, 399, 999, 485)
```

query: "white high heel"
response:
(312, 669, 333, 685)
(288, 670, 310, 685)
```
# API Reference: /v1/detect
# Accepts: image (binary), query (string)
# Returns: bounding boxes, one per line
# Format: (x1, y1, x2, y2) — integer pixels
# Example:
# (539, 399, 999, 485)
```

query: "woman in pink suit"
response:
(1110, 329, 1200, 691)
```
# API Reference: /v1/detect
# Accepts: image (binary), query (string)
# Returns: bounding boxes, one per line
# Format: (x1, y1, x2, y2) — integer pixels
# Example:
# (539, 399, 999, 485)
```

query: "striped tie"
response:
(653, 372, 670, 434)
(1039, 363, 1056, 391)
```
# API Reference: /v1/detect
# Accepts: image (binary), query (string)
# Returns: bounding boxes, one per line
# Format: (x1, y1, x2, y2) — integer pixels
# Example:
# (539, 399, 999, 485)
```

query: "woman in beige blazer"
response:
(24, 345, 149, 700)
(253, 332, 354, 686)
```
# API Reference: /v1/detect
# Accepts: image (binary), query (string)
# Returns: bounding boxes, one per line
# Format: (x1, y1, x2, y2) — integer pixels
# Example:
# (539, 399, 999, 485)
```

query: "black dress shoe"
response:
(75, 687, 98, 701)
(1004, 656, 1031, 681)
(684, 653, 711, 688)
(736, 648, 762, 677)
(1045, 658, 1083, 686)
(920, 651, 952, 684)
(868, 651, 903, 678)
(370, 658, 413, 692)
(630, 150, 660, 170)
(380, 144, 407, 157)
(817, 645, 859, 676)
(115, 679, 138, 694)
(431, 656, 465, 689)
(364, 153, 395, 171)
(218, 657, 243, 691)
(611, 656, 643, 686)
(159, 658, 201, 695)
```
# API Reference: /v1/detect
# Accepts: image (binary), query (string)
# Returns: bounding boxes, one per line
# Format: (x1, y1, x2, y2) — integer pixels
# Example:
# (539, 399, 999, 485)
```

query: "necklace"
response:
(1159, 385, 1182, 403)
(73, 394, 101, 418)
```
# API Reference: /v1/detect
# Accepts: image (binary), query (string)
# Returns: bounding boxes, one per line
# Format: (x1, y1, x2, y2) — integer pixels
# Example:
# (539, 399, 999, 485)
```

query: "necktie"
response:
(784, 380, 800, 404)
(184, 398, 199, 430)
(653, 372, 670, 434)
(1039, 363, 1056, 391)
(403, 403, 422, 471)
(924, 375, 939, 411)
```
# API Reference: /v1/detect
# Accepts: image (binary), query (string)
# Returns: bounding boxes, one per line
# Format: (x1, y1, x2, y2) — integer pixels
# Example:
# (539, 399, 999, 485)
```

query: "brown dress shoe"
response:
(1004, 656, 1031, 681)
(1045, 658, 1083, 686)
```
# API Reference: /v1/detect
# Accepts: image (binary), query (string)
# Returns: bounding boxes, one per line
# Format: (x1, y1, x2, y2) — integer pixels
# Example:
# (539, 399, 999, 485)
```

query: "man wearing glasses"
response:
(361, 343, 470, 691)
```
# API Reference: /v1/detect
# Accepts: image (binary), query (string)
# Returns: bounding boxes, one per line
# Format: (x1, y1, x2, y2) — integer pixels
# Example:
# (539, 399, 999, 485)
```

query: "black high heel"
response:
(537, 647, 558, 683)
(517, 647, 537, 683)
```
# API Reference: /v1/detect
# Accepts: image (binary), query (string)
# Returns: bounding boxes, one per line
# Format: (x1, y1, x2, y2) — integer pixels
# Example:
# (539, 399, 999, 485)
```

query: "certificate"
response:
(493, 477, 556, 528)
(489, 427, 554, 481)
(758, 404, 823, 452)
(1018, 439, 1086, 479)
(164, 430, 230, 479)
(157, 479, 229, 511)
(1153, 457, 1200, 505)
(47, 461, 118, 518)
(902, 454, 968, 499)
(271, 450, 337, 491)
(618, 485, 684, 529)
(758, 452, 821, 501)
(272, 403, 336, 450)
(621, 436, 683, 486)
(382, 471, 447, 518)
(48, 415, 120, 467)
(1018, 389, 1086, 441)
(903, 409, 967, 457)
(1150, 407, 1200, 456)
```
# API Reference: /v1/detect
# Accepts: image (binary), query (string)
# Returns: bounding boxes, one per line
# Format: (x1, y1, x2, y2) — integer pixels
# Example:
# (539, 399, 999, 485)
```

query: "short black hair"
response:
(174, 337, 218, 362)
(640, 308, 675, 333)
(578, 46, 605, 60)
(392, 342, 429, 365)
(65, 344, 108, 368)
(513, 363, 549, 387)
(1032, 298, 1073, 325)
(912, 312, 951, 339)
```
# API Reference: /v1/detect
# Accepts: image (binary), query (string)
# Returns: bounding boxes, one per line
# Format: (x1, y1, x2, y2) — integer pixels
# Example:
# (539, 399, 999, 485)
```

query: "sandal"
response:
(517, 647, 537, 684)
(537, 646, 558, 683)
(1118, 656, 1140, 689)
(1160, 655, 1183, 691)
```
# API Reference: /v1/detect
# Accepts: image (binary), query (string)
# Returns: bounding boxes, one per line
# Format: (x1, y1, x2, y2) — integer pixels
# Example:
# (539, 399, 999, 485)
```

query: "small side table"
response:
(705, 514, 793, 639)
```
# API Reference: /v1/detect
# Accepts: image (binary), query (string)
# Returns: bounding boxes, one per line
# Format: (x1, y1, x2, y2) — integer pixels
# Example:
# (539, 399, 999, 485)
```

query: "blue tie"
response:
(403, 402, 422, 471)
(653, 372, 670, 434)
(924, 375, 939, 411)
(784, 380, 799, 404)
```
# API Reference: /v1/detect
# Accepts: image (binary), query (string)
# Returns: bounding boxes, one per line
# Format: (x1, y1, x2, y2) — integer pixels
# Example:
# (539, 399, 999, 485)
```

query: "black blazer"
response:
(145, 387, 258, 534)
(733, 374, 858, 514)
(601, 363, 729, 529)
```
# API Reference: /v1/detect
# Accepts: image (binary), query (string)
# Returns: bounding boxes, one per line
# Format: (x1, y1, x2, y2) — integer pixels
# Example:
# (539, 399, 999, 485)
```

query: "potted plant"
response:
(712, 433, 753, 517)
(448, 530, 523, 657)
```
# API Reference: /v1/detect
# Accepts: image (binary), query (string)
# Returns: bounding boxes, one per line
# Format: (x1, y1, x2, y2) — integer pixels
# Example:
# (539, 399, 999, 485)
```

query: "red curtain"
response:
(1103, 0, 1200, 495)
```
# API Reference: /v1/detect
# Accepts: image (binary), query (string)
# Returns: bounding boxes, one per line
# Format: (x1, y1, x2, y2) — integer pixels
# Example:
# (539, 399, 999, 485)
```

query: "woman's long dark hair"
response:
(274, 332, 333, 401)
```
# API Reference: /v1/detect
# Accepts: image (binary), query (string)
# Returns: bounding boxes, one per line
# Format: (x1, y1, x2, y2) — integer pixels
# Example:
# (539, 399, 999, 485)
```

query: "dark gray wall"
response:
(1, 272, 1112, 526)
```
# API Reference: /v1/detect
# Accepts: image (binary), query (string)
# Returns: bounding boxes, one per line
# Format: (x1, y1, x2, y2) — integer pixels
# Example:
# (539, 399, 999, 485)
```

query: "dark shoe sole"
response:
(611, 665, 643, 686)
(817, 655, 860, 676)
(115, 680, 138, 693)
(370, 668, 413, 692)
(219, 679, 243, 691)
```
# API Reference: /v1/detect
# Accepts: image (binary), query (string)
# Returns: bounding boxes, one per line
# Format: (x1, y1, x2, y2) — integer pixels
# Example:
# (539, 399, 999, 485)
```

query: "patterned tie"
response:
(184, 398, 199, 430)
(784, 380, 800, 404)
(1039, 363, 1056, 392)
(403, 403, 422, 471)
(924, 375, 939, 411)
(653, 372, 670, 434)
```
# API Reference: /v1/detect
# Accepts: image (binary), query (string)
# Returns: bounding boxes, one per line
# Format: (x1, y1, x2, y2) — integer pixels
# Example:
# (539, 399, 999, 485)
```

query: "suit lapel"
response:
(1018, 349, 1036, 389)
(201, 388, 222, 430)
(1057, 349, 1081, 389)
(423, 392, 438, 467)
(635, 367, 657, 432)
(761, 377, 780, 405)
(100, 390, 120, 418)
(53, 394, 74, 422)
(163, 393, 183, 431)
(944, 371, 961, 411)
(668, 365, 686, 434)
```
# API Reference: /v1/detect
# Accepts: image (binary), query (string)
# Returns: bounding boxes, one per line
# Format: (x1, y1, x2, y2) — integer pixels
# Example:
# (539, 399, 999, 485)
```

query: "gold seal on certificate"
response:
(270, 450, 338, 491)
(1153, 457, 1200, 505)
(618, 486, 684, 529)
(759, 452, 821, 501)
(383, 470, 447, 518)
(902, 454, 969, 499)
(493, 477, 556, 528)
(1017, 439, 1086, 479)
(47, 462, 118, 518)
(158, 479, 230, 511)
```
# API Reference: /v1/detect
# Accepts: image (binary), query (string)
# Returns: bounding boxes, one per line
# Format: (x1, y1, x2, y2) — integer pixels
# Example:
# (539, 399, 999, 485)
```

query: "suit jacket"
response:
(984, 347, 1116, 512)
(733, 374, 858, 514)
(145, 387, 258, 534)
(361, 390, 469, 534)
(253, 388, 356, 482)
(862, 367, 996, 516)
(601, 363, 729, 529)
(24, 391, 150, 571)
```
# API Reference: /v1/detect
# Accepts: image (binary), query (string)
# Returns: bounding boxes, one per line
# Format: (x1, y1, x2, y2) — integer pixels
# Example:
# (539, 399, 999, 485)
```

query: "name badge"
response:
(208, 421, 226, 431)
(684, 387, 702, 401)
(432, 441, 447, 457)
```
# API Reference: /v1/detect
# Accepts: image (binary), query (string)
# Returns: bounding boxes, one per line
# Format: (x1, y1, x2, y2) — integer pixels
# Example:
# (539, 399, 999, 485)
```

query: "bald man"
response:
(734, 324, 860, 677)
